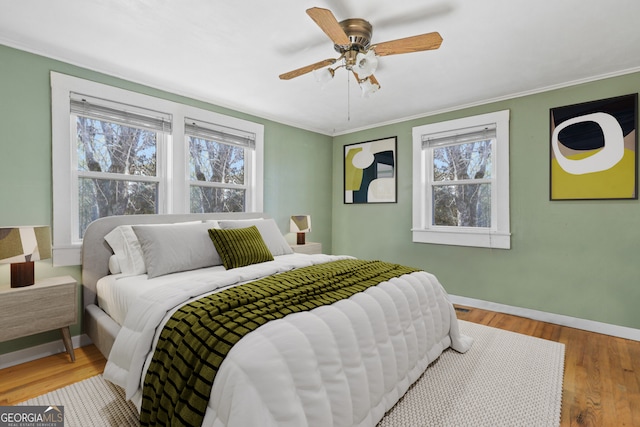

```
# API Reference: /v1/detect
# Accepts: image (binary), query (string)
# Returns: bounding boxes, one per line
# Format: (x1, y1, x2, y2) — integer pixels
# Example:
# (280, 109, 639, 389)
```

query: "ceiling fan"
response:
(279, 7, 443, 96)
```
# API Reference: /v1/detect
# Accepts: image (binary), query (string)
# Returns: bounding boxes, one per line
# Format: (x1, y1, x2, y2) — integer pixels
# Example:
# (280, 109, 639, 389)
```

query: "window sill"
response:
(52, 245, 82, 267)
(411, 228, 511, 249)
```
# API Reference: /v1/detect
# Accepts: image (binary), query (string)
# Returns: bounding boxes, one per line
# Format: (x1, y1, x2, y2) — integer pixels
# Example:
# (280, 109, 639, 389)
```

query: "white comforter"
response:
(103, 254, 472, 426)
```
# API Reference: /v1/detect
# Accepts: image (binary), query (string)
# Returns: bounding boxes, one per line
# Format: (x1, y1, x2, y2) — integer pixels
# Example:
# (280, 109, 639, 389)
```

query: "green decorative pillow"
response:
(208, 225, 274, 269)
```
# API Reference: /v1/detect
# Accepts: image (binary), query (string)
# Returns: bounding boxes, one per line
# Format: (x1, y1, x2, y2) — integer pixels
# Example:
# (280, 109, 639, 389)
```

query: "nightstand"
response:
(0, 276, 77, 362)
(290, 241, 322, 255)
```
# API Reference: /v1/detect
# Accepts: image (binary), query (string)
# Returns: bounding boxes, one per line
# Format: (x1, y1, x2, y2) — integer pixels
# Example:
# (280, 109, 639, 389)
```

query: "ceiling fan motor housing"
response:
(335, 18, 373, 53)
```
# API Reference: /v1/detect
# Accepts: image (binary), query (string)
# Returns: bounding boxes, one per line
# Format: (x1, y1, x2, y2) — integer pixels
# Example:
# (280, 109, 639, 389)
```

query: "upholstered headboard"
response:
(81, 212, 268, 309)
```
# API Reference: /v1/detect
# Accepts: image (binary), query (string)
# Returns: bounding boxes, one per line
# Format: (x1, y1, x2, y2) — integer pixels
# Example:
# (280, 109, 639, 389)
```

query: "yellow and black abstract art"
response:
(550, 94, 637, 200)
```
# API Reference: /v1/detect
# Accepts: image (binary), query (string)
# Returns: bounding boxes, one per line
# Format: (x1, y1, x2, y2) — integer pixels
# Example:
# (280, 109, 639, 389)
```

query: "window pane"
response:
(189, 137, 245, 184)
(190, 186, 245, 213)
(433, 140, 492, 181)
(78, 178, 158, 237)
(76, 117, 157, 176)
(432, 183, 491, 227)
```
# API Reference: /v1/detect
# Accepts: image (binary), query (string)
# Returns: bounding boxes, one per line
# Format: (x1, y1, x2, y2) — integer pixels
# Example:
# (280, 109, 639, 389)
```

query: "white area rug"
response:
(378, 321, 564, 427)
(20, 320, 564, 426)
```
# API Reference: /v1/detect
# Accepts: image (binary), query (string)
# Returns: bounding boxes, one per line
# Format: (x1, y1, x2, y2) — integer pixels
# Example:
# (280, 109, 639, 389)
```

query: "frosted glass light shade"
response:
(359, 78, 380, 98)
(355, 50, 378, 78)
(313, 67, 335, 84)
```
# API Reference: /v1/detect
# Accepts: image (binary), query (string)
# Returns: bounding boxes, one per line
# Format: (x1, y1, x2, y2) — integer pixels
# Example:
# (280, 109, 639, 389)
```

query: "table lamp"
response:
(0, 226, 51, 287)
(290, 215, 311, 245)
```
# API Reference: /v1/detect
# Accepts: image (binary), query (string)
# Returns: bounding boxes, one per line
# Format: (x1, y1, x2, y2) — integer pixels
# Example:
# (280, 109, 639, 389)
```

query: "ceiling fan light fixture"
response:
(355, 50, 378, 78)
(359, 77, 380, 98)
(313, 67, 335, 85)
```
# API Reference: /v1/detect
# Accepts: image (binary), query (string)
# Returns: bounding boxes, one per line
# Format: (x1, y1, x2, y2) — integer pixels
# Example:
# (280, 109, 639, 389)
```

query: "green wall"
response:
(332, 73, 640, 330)
(0, 44, 332, 355)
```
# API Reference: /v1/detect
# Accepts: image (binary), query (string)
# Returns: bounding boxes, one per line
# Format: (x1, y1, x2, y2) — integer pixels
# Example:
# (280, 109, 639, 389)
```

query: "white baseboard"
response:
(449, 294, 640, 342)
(0, 334, 92, 370)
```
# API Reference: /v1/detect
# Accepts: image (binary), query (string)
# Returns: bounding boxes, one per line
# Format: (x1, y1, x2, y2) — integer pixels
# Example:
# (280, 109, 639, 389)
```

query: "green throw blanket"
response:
(140, 259, 419, 426)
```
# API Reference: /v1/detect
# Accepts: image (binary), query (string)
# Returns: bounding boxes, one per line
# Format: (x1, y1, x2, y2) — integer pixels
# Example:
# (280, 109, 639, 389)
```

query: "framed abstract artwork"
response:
(550, 94, 638, 200)
(344, 137, 397, 204)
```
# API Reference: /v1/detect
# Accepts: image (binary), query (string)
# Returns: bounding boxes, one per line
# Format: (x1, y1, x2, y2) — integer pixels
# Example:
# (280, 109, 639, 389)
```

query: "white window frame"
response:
(412, 110, 511, 249)
(185, 117, 257, 213)
(51, 72, 263, 265)
(70, 94, 172, 242)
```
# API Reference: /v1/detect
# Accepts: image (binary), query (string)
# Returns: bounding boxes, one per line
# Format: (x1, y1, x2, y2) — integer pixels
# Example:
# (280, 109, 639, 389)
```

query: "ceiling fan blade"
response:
(279, 58, 336, 80)
(306, 7, 350, 46)
(373, 32, 443, 56)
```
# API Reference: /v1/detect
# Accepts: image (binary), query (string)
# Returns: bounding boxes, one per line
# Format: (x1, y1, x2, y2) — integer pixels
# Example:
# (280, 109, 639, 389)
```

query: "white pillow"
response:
(133, 222, 222, 278)
(108, 255, 122, 274)
(104, 220, 203, 276)
(204, 219, 221, 229)
(218, 218, 293, 256)
(104, 225, 146, 276)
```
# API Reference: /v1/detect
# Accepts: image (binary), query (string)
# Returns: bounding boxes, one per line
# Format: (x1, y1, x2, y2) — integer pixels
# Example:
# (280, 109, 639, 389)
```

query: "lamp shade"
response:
(359, 77, 380, 98)
(313, 67, 335, 85)
(354, 50, 378, 78)
(290, 215, 311, 233)
(0, 226, 51, 263)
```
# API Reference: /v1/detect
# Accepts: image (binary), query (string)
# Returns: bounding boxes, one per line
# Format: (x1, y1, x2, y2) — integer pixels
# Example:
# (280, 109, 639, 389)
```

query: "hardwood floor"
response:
(455, 306, 640, 427)
(0, 345, 105, 406)
(0, 306, 638, 426)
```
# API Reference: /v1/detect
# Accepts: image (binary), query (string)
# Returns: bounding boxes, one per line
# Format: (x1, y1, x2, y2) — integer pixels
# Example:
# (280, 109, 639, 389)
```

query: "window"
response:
(71, 95, 170, 239)
(185, 119, 255, 213)
(412, 110, 510, 249)
(51, 72, 263, 265)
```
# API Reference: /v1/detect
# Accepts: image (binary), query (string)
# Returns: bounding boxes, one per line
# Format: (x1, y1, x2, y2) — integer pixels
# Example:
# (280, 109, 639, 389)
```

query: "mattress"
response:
(96, 253, 329, 326)
(97, 264, 228, 325)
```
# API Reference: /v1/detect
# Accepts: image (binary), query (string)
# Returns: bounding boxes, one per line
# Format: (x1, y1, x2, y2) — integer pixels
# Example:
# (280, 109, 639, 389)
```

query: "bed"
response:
(81, 212, 472, 426)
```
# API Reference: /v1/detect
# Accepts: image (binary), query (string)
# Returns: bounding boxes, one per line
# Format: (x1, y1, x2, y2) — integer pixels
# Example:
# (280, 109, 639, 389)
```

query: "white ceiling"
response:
(2, 1, 640, 135)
